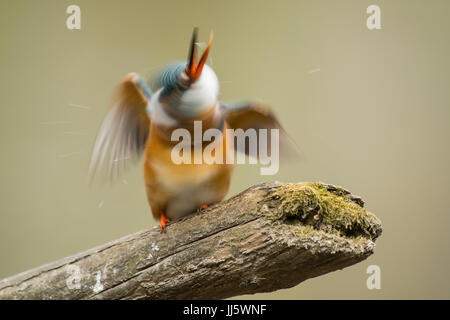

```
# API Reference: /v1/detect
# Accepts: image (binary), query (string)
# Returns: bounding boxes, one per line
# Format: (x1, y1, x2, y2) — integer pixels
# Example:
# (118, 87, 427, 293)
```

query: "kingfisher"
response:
(89, 28, 298, 232)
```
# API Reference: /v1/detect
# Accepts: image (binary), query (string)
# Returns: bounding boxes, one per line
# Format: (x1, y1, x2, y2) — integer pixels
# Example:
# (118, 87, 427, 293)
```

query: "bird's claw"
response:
(196, 204, 209, 213)
(159, 212, 170, 233)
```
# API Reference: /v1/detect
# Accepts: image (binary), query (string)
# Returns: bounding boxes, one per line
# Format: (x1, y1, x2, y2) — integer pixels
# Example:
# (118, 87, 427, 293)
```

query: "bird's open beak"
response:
(186, 28, 213, 83)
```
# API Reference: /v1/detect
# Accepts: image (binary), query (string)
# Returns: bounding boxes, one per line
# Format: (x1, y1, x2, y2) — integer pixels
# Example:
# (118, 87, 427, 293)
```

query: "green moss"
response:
(264, 183, 382, 240)
(296, 225, 317, 237)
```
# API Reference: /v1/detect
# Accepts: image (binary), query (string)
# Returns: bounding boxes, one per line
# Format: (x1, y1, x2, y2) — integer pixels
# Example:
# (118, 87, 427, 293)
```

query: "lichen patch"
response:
(263, 182, 382, 241)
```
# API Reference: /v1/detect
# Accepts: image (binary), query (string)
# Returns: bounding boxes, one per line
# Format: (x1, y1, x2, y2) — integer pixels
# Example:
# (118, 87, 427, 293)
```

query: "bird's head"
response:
(153, 28, 219, 119)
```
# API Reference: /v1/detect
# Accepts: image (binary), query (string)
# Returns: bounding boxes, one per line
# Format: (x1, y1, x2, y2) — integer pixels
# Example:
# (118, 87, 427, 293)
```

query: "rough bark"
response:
(0, 182, 382, 300)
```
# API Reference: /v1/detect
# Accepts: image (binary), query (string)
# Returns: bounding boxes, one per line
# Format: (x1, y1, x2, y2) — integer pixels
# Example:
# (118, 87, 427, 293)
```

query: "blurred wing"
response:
(220, 101, 300, 160)
(89, 73, 151, 182)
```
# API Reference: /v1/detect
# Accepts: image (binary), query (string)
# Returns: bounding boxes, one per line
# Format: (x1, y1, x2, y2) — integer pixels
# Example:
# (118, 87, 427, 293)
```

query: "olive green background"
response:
(1, 0, 449, 299)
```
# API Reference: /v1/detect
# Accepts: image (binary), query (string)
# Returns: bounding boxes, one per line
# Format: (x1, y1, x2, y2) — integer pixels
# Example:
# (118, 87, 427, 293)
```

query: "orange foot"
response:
(200, 204, 209, 211)
(159, 211, 170, 233)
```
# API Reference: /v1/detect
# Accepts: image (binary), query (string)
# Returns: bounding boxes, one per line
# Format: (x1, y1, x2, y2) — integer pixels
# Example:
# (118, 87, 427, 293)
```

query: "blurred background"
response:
(0, 0, 449, 299)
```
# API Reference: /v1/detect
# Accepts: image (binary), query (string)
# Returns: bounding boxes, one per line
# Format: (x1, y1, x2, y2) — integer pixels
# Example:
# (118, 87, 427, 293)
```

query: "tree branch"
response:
(0, 182, 382, 300)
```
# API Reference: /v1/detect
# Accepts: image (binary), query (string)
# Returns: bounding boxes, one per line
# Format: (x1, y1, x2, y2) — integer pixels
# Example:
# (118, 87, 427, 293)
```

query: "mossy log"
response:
(0, 182, 382, 300)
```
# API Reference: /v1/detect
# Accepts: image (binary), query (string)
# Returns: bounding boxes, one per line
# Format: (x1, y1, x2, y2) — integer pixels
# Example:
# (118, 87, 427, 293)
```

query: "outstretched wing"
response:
(89, 73, 152, 182)
(220, 101, 300, 160)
